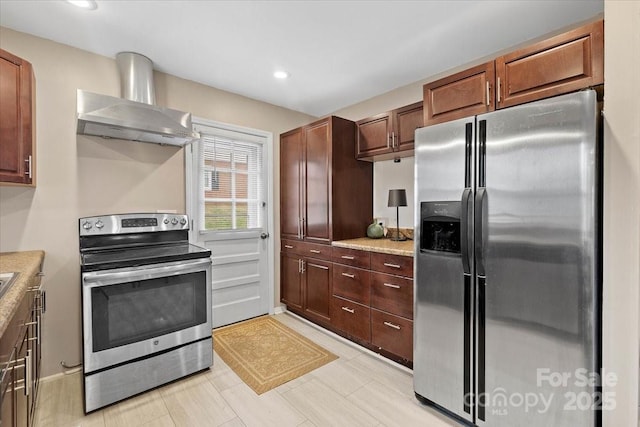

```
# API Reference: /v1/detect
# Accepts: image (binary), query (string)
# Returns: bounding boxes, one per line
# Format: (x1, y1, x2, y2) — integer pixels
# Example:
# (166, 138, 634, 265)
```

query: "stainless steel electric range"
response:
(79, 213, 212, 413)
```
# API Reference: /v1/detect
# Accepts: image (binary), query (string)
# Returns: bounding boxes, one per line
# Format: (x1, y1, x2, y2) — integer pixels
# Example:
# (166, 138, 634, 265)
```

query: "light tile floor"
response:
(34, 313, 458, 427)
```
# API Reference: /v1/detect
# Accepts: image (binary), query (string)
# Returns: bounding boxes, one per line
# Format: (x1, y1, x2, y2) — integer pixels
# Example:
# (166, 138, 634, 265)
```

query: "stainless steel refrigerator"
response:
(413, 90, 600, 426)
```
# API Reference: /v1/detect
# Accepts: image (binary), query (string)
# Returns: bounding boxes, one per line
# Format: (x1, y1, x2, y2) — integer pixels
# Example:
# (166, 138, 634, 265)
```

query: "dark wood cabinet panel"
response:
(371, 309, 413, 361)
(332, 264, 371, 305)
(423, 61, 495, 127)
(280, 252, 303, 310)
(304, 259, 332, 322)
(356, 113, 391, 158)
(356, 102, 423, 161)
(304, 120, 331, 243)
(392, 101, 423, 153)
(280, 116, 372, 244)
(370, 252, 413, 278)
(370, 272, 413, 319)
(496, 20, 604, 109)
(331, 246, 371, 270)
(280, 129, 303, 241)
(0, 49, 35, 186)
(331, 296, 371, 342)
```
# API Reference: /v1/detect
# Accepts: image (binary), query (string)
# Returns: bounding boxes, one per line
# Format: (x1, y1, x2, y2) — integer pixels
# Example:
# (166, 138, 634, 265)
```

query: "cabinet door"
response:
(303, 120, 330, 243)
(356, 113, 392, 159)
(392, 102, 423, 153)
(423, 61, 495, 126)
(496, 20, 603, 109)
(1, 350, 15, 427)
(280, 252, 303, 310)
(303, 258, 331, 322)
(0, 49, 35, 186)
(14, 330, 29, 427)
(280, 129, 303, 240)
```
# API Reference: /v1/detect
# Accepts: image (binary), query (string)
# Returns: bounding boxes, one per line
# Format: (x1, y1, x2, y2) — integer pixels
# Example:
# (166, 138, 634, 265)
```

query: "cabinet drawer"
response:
(370, 272, 413, 319)
(281, 239, 304, 255)
(331, 297, 370, 342)
(371, 309, 413, 361)
(282, 240, 331, 260)
(332, 264, 370, 305)
(303, 242, 332, 261)
(370, 252, 413, 278)
(331, 246, 370, 269)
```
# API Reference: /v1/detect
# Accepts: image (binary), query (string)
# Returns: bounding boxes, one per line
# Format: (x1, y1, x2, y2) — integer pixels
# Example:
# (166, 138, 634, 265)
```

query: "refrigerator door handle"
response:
(461, 188, 473, 274)
(474, 188, 486, 277)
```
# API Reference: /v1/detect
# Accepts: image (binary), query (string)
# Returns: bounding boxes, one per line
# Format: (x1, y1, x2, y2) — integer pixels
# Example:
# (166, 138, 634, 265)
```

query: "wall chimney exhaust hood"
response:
(76, 52, 199, 146)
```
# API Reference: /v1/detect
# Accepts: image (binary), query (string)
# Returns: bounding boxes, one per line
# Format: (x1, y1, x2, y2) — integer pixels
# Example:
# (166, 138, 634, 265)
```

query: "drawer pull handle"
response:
(341, 306, 355, 314)
(383, 262, 401, 269)
(341, 273, 355, 279)
(284, 245, 294, 249)
(308, 263, 329, 270)
(384, 321, 401, 330)
(383, 283, 401, 289)
(341, 255, 355, 260)
(309, 249, 321, 254)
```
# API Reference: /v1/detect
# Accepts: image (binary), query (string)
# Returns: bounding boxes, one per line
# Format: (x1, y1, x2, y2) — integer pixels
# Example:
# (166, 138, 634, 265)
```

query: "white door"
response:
(187, 120, 273, 328)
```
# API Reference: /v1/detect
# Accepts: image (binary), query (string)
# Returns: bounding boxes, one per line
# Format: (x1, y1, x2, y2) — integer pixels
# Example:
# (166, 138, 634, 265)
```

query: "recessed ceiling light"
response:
(66, 0, 98, 10)
(274, 71, 289, 79)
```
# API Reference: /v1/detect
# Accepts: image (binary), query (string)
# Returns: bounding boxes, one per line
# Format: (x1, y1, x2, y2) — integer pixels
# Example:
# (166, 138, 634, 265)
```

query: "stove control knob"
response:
(171, 217, 178, 225)
(95, 220, 104, 229)
(164, 218, 170, 225)
(82, 221, 93, 230)
(180, 217, 187, 226)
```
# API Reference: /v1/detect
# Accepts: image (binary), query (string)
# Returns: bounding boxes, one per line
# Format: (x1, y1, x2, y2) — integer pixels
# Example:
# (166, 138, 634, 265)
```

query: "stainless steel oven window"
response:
(90, 271, 207, 352)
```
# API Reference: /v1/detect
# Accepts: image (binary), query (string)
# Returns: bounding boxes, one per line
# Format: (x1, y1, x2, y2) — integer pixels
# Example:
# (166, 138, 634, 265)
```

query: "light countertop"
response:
(0, 250, 45, 337)
(331, 238, 414, 257)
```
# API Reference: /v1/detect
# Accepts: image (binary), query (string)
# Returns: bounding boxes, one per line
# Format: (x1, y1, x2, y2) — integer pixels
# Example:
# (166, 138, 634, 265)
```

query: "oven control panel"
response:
(79, 213, 189, 236)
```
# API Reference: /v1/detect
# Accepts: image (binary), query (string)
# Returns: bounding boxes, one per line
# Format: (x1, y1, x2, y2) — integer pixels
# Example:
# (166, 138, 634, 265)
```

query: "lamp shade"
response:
(387, 189, 407, 207)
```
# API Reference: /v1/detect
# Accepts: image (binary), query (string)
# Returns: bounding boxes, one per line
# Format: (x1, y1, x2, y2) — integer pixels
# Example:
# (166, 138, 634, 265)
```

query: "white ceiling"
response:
(0, 0, 603, 117)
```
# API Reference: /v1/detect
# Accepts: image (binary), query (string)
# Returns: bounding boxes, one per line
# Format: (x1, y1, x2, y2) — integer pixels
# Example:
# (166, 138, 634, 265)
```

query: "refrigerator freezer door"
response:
(414, 117, 474, 423)
(477, 90, 598, 426)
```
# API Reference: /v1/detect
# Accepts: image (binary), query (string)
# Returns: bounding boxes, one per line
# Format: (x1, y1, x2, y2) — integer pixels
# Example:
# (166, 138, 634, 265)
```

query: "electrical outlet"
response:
(376, 217, 387, 228)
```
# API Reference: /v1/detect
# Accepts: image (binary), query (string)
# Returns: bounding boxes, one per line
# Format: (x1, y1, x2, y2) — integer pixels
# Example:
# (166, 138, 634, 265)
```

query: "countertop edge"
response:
(331, 239, 414, 257)
(0, 250, 45, 337)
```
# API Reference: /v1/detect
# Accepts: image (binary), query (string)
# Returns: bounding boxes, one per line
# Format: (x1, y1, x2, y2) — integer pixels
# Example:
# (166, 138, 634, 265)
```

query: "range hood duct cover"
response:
(76, 52, 199, 146)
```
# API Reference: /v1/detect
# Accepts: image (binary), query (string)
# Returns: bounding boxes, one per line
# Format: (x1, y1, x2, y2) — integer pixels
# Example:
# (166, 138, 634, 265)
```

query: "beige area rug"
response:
(213, 315, 338, 394)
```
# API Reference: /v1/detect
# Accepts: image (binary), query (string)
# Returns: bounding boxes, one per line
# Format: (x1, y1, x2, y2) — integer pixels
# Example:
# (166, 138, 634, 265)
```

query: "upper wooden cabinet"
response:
(496, 20, 604, 109)
(280, 116, 373, 244)
(356, 101, 423, 161)
(0, 49, 35, 186)
(423, 20, 604, 126)
(423, 62, 495, 127)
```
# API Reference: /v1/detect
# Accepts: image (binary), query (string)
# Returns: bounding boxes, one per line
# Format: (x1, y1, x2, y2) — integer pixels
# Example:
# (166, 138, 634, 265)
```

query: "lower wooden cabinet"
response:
(0, 282, 43, 427)
(281, 240, 414, 366)
(280, 241, 332, 325)
(371, 309, 413, 361)
(330, 296, 371, 342)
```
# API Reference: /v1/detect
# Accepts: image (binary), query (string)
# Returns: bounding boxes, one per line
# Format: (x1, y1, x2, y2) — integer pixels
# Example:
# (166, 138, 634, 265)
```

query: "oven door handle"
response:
(82, 258, 212, 286)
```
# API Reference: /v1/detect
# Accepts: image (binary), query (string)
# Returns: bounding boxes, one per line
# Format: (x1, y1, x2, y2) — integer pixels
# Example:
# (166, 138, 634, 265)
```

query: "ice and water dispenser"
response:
(420, 201, 461, 254)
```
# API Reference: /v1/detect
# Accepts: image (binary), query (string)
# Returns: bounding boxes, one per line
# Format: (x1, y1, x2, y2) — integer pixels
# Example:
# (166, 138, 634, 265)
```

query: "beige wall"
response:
(602, 1, 640, 426)
(0, 27, 314, 377)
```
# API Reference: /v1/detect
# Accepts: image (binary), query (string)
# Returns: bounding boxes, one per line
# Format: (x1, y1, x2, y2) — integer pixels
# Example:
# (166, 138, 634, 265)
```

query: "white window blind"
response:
(199, 134, 263, 231)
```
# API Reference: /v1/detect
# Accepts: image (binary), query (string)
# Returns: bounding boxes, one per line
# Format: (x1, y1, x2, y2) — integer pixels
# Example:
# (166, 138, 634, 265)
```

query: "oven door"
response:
(82, 258, 212, 373)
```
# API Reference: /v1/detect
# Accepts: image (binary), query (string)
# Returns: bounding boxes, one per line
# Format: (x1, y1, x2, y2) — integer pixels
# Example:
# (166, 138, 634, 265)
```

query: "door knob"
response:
(260, 232, 270, 239)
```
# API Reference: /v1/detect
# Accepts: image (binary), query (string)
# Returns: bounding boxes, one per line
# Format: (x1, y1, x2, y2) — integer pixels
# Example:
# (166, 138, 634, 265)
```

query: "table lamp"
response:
(387, 189, 407, 241)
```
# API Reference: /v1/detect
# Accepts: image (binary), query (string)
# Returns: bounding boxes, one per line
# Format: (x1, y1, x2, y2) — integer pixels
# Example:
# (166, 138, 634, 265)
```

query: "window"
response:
(198, 133, 264, 231)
